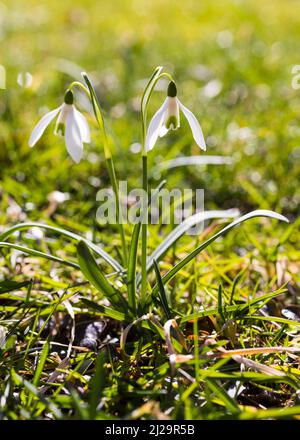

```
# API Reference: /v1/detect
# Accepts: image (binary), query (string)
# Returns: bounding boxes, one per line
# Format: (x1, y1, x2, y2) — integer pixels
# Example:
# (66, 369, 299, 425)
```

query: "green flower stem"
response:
(79, 73, 128, 265)
(69, 81, 91, 97)
(141, 153, 148, 303)
(106, 156, 128, 266)
(140, 67, 174, 304)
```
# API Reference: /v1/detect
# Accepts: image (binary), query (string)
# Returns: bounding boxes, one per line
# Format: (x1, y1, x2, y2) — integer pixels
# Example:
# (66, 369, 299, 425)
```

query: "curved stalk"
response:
(81, 72, 128, 266)
(140, 67, 174, 303)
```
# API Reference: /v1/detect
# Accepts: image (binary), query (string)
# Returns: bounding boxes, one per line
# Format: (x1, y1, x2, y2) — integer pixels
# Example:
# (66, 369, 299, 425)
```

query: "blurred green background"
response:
(1, 1, 300, 420)
(0, 0, 299, 228)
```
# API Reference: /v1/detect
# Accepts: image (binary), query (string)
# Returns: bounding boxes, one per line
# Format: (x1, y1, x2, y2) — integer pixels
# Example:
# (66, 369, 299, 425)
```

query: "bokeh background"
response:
(0, 0, 299, 229)
(1, 0, 300, 421)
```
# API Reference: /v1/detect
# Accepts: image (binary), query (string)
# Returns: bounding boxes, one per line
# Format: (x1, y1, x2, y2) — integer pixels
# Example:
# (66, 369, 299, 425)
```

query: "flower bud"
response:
(167, 81, 177, 97)
(64, 89, 74, 105)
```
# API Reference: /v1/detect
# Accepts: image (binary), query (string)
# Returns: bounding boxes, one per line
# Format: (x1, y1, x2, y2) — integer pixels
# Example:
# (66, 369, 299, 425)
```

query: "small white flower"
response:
(29, 89, 90, 163)
(145, 81, 206, 152)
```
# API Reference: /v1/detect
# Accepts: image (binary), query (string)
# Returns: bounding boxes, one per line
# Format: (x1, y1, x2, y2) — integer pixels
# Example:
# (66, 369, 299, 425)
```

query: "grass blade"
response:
(80, 297, 126, 321)
(32, 339, 49, 387)
(127, 222, 141, 314)
(152, 155, 233, 174)
(152, 210, 288, 293)
(217, 285, 226, 323)
(77, 240, 127, 311)
(180, 286, 287, 323)
(69, 388, 89, 420)
(240, 405, 300, 419)
(138, 209, 240, 286)
(89, 350, 106, 419)
(11, 369, 62, 419)
(0, 280, 31, 294)
(153, 260, 172, 319)
(0, 241, 79, 269)
(206, 378, 241, 415)
(0, 222, 124, 274)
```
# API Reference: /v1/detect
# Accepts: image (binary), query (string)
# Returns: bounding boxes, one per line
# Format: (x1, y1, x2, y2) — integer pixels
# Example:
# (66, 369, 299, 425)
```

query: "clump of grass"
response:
(0, 0, 299, 421)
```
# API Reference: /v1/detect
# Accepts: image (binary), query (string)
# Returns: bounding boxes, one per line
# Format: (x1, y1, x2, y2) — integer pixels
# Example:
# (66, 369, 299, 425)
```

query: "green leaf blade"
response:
(153, 210, 288, 293)
(77, 241, 127, 311)
(127, 222, 141, 315)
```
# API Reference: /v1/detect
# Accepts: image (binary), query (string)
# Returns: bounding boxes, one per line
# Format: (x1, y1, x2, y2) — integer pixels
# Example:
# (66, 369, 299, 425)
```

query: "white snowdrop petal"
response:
(159, 125, 169, 137)
(29, 106, 62, 147)
(73, 108, 90, 143)
(178, 100, 206, 151)
(65, 108, 83, 163)
(145, 98, 169, 151)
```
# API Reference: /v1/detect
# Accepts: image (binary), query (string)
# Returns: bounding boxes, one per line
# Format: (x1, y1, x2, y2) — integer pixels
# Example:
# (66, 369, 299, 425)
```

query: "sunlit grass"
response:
(0, 0, 299, 420)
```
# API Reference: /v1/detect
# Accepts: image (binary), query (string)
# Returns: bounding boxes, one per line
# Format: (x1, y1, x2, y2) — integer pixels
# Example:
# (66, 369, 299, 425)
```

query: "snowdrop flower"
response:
(29, 89, 90, 163)
(145, 81, 206, 152)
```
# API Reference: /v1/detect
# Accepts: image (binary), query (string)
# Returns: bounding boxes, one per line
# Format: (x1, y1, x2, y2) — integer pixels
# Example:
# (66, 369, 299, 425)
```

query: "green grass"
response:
(0, 0, 300, 420)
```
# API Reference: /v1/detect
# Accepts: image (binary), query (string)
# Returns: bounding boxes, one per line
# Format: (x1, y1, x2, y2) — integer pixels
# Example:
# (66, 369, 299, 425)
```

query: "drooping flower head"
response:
(29, 89, 90, 163)
(145, 81, 206, 152)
